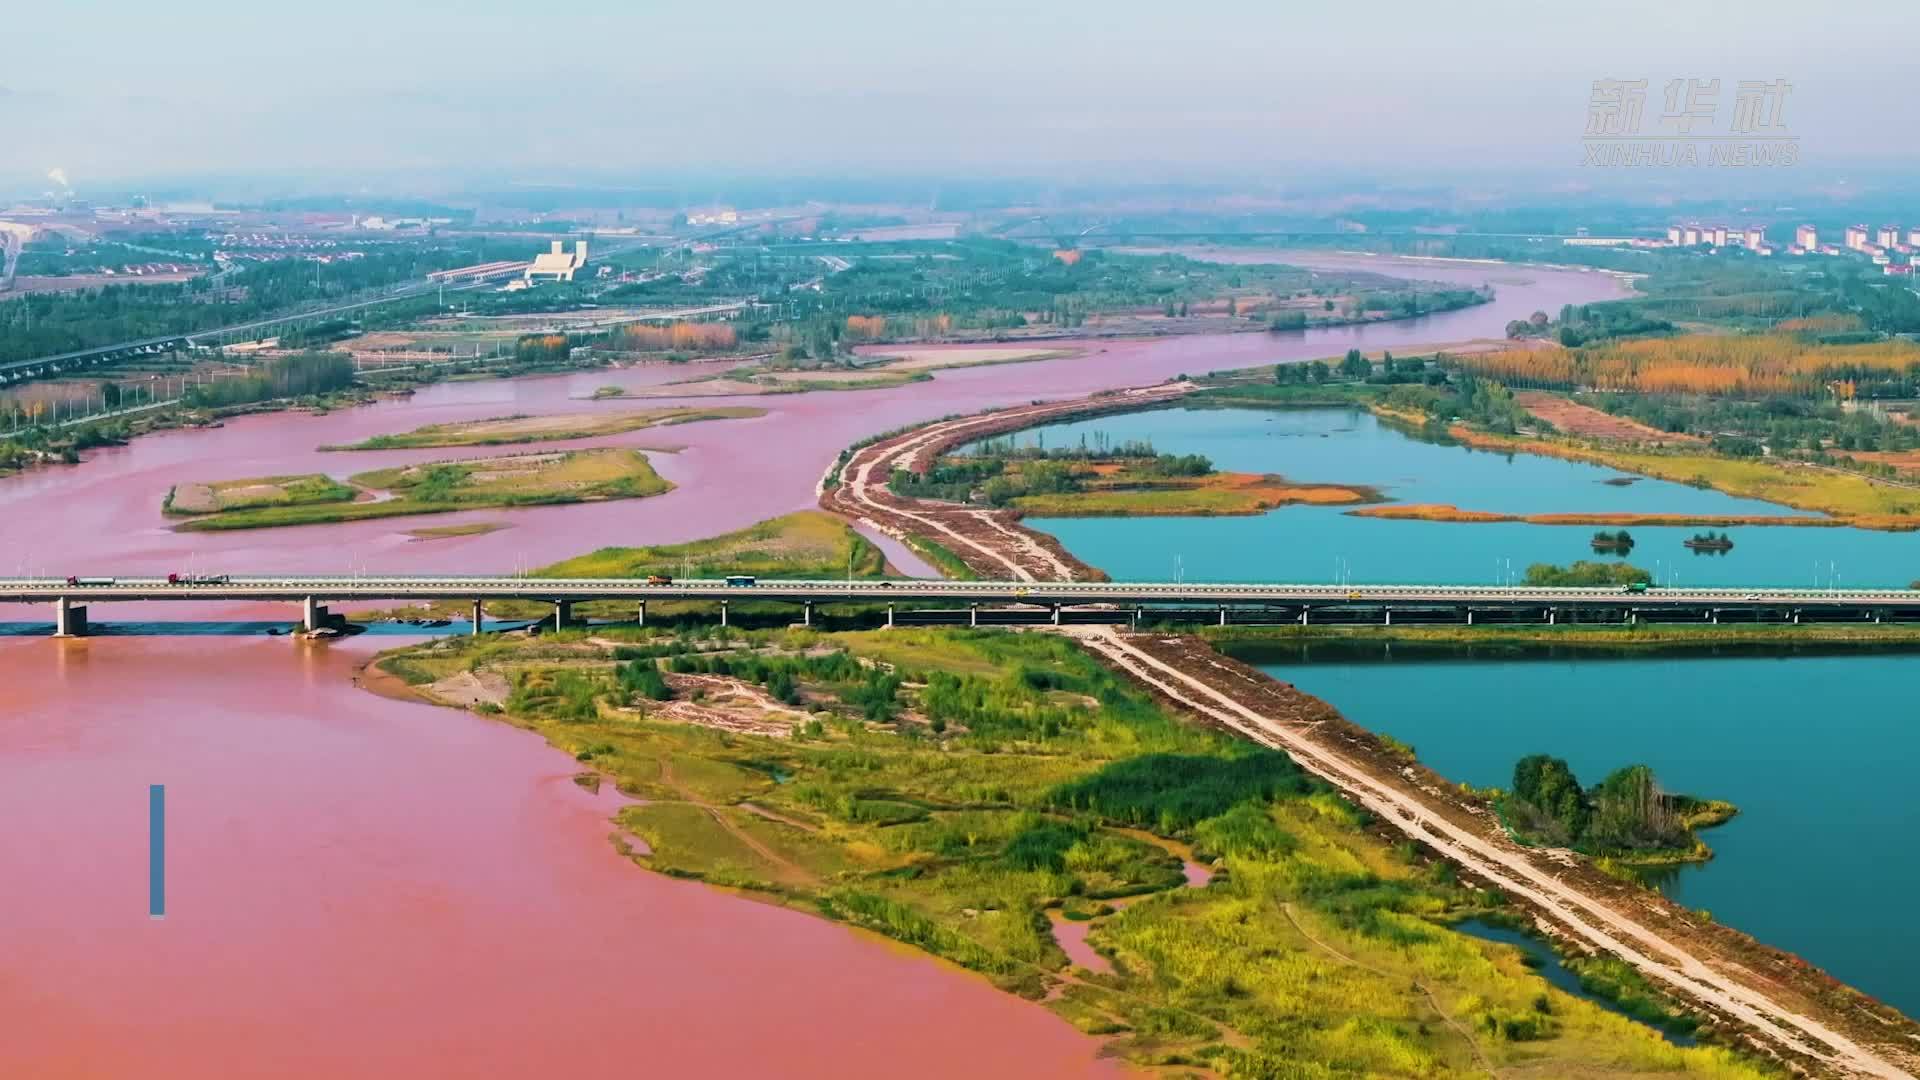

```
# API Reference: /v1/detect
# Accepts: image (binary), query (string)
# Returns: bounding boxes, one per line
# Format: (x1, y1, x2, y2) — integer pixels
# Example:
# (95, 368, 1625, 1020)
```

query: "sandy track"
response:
(1515, 391, 1704, 444)
(1069, 626, 1915, 1080)
(823, 382, 1193, 580)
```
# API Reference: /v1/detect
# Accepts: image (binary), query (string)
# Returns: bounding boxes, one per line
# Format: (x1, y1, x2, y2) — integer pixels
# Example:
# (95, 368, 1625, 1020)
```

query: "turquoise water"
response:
(1018, 407, 1919, 587)
(1013, 406, 1920, 1016)
(1247, 646, 1920, 1017)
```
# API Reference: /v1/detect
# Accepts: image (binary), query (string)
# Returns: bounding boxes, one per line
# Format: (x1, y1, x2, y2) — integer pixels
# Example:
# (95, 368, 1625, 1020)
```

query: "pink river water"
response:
(0, 255, 1623, 1077)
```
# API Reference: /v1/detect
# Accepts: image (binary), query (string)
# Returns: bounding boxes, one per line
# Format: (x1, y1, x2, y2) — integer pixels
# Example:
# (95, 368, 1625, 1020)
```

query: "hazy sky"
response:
(4, 0, 1915, 192)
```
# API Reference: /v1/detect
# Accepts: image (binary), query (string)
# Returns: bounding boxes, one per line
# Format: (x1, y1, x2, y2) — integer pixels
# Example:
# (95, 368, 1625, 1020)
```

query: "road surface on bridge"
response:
(2, 576, 1916, 608)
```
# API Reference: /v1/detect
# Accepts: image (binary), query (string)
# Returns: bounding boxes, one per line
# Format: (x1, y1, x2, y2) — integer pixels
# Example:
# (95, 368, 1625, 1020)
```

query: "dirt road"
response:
(823, 382, 1193, 580)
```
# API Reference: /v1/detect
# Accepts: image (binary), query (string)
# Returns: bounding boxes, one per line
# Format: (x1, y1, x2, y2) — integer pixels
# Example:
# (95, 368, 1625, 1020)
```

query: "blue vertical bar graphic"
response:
(149, 784, 165, 918)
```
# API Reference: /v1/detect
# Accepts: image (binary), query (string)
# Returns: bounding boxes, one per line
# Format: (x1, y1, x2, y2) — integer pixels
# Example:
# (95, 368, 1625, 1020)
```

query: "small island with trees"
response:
(1503, 755, 1737, 865)
(1590, 529, 1635, 554)
(1685, 530, 1735, 553)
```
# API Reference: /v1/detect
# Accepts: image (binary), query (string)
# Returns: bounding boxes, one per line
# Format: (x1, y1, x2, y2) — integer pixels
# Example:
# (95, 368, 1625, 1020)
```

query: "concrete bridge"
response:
(6, 576, 1920, 636)
(0, 336, 196, 384)
(0, 280, 487, 385)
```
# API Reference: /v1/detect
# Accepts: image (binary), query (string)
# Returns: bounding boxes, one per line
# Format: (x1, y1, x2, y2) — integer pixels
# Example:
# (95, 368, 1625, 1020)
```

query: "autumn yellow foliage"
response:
(616, 322, 738, 351)
(844, 315, 889, 340)
(1775, 314, 1865, 336)
(839, 313, 954, 340)
(1460, 334, 1920, 397)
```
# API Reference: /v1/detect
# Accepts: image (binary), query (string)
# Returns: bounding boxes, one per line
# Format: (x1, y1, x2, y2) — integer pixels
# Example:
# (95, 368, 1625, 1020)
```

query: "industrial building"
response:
(525, 240, 590, 283)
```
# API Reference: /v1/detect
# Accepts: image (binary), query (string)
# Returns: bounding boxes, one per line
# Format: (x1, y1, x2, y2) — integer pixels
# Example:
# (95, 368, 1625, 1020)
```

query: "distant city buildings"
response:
(1765, 222, 1918, 271)
(1660, 221, 1771, 254)
(349, 215, 443, 233)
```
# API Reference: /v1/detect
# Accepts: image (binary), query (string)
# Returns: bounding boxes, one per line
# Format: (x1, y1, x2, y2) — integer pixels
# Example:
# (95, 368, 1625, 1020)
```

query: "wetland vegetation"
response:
(166, 448, 669, 530)
(374, 625, 1769, 1077)
(889, 434, 1377, 517)
(537, 510, 884, 581)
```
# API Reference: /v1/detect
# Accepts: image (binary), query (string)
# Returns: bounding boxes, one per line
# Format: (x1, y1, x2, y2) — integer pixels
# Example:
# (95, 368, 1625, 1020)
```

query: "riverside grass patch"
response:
(375, 626, 1772, 1079)
(1457, 428, 1920, 528)
(164, 473, 356, 515)
(538, 510, 885, 581)
(170, 448, 669, 531)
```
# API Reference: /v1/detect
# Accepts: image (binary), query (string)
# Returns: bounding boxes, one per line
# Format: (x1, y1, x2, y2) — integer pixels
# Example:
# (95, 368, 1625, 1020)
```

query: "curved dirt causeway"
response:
(825, 382, 1195, 580)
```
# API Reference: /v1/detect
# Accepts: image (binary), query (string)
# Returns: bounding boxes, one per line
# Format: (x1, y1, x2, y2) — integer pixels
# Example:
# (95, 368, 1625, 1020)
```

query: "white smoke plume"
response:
(47, 167, 70, 190)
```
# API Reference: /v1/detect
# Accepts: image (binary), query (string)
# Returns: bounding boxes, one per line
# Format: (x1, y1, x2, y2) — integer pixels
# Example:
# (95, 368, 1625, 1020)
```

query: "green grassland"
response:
(1006, 473, 1372, 517)
(362, 511, 892, 624)
(164, 473, 358, 515)
(171, 449, 669, 531)
(539, 510, 885, 580)
(1456, 428, 1920, 528)
(902, 535, 979, 580)
(375, 626, 1769, 1077)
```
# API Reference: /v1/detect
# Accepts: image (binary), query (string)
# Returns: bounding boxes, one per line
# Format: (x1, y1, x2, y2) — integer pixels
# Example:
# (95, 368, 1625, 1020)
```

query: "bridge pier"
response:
(553, 600, 572, 631)
(472, 599, 484, 636)
(886, 603, 895, 629)
(1383, 608, 1392, 626)
(1546, 607, 1555, 626)
(1052, 604, 1062, 626)
(969, 604, 978, 628)
(801, 600, 813, 628)
(301, 596, 327, 632)
(1299, 607, 1309, 625)
(1130, 606, 1141, 631)
(1217, 605, 1226, 627)
(635, 600, 645, 627)
(1465, 609, 1473, 626)
(53, 596, 88, 638)
(719, 600, 729, 628)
